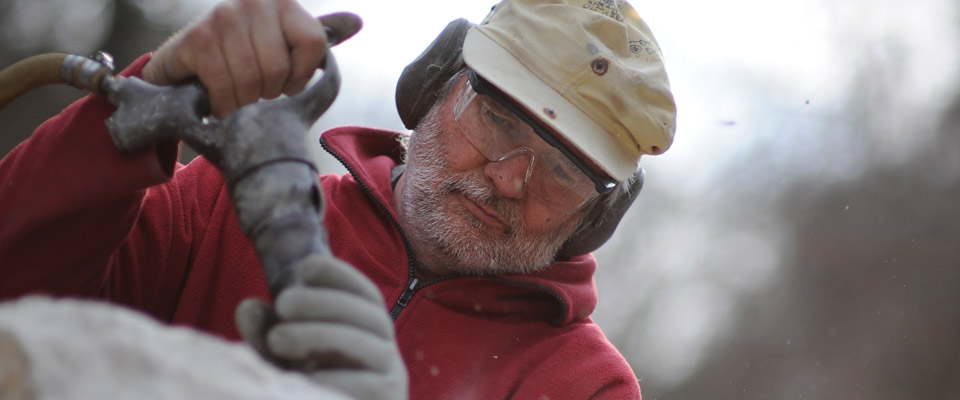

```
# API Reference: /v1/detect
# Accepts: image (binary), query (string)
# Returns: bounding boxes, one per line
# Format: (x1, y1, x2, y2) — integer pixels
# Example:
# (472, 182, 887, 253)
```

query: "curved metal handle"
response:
(0, 25, 345, 299)
(103, 50, 340, 160)
(102, 49, 342, 298)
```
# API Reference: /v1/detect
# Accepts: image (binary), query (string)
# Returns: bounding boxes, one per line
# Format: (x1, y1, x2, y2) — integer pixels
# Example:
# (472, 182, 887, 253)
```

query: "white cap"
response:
(462, 0, 677, 181)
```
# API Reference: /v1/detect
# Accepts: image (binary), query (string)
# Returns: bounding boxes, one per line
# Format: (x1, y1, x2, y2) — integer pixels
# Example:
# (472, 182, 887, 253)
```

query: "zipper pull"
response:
(397, 278, 419, 307)
(390, 278, 419, 320)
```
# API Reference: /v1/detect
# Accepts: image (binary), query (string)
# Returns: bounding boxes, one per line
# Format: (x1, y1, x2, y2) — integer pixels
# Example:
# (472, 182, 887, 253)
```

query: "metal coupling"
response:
(61, 51, 115, 95)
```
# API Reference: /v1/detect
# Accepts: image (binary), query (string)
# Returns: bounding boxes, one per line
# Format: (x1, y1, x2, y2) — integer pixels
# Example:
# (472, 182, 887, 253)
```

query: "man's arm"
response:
(0, 0, 356, 300)
(0, 55, 180, 299)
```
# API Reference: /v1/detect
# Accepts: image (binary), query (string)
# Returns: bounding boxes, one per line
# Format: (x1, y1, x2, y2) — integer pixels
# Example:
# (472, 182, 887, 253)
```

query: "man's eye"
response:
(483, 107, 513, 128)
(551, 163, 575, 183)
(547, 154, 579, 184)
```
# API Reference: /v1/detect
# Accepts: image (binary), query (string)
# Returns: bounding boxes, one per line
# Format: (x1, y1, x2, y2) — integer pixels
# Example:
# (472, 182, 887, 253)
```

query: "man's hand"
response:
(142, 0, 361, 119)
(236, 254, 408, 400)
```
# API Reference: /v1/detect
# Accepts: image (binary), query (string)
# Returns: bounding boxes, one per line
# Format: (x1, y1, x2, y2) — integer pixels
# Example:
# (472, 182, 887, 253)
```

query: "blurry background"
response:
(2, 0, 958, 398)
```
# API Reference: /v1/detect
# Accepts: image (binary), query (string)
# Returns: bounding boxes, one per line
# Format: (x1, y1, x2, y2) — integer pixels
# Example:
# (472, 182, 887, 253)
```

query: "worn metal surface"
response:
(100, 51, 341, 296)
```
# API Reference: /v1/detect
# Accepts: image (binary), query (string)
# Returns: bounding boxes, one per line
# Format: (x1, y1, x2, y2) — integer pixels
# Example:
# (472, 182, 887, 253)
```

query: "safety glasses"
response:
(451, 70, 616, 214)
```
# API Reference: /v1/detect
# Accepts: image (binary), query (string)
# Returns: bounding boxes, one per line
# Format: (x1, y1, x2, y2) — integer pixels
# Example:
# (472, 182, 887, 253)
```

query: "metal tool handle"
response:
(102, 51, 341, 297)
(0, 24, 344, 299)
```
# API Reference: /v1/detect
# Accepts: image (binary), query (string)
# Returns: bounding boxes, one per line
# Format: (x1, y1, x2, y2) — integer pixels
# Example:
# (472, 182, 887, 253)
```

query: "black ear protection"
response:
(555, 168, 644, 259)
(396, 18, 475, 130)
(394, 18, 645, 259)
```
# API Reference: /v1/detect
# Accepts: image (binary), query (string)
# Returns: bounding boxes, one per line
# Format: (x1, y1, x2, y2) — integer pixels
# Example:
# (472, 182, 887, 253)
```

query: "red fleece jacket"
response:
(0, 55, 641, 399)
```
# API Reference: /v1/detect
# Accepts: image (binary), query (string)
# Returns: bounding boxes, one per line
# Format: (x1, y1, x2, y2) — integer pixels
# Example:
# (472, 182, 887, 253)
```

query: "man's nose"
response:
(483, 149, 535, 199)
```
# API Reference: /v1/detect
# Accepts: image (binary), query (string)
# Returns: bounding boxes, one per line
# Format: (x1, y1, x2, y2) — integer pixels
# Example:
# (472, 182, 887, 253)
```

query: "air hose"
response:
(0, 52, 115, 110)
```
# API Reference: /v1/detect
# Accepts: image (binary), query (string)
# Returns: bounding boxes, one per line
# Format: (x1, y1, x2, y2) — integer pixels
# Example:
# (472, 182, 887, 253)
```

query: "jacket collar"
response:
(320, 126, 599, 326)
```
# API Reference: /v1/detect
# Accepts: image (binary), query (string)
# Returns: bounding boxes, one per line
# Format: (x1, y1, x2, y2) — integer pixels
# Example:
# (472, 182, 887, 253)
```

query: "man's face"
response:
(396, 78, 585, 276)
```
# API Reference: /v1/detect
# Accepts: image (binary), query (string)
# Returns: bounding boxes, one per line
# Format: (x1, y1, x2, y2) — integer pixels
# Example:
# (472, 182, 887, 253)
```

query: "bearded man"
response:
(0, 0, 676, 398)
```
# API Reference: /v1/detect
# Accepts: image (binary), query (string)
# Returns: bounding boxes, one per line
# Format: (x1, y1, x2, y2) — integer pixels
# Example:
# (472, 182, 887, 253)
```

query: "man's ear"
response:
(556, 168, 644, 259)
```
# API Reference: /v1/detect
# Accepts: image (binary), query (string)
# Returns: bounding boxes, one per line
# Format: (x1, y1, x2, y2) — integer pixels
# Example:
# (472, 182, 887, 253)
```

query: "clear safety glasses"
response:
(451, 70, 616, 214)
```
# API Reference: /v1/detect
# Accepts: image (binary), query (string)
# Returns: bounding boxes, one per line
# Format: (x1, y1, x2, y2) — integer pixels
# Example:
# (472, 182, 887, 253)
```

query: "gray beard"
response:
(398, 105, 582, 276)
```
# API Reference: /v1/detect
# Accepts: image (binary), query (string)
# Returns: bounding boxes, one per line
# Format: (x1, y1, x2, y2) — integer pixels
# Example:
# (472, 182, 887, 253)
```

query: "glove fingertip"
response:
(235, 297, 277, 358)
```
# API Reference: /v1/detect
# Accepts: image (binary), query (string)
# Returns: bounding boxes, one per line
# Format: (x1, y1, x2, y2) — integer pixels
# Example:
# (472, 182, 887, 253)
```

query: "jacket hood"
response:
(320, 126, 599, 326)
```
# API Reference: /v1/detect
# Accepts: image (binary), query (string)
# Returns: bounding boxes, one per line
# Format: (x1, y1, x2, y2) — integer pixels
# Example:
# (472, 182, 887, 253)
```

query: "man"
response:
(0, 0, 675, 398)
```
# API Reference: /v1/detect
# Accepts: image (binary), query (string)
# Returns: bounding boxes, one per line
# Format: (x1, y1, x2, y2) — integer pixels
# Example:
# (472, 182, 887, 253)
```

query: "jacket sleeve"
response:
(0, 54, 189, 317)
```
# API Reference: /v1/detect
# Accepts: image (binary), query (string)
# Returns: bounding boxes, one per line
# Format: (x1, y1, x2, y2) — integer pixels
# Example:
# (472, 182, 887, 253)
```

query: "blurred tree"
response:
(655, 70, 960, 400)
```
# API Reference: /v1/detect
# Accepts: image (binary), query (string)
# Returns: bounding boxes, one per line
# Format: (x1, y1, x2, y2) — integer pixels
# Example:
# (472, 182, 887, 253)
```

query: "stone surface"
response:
(0, 296, 350, 400)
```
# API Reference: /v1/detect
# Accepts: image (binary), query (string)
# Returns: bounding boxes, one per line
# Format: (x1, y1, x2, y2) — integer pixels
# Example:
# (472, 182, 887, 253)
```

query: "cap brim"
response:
(462, 27, 638, 182)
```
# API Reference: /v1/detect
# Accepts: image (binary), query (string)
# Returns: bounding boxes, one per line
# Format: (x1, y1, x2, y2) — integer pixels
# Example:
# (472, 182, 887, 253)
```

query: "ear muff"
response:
(556, 168, 645, 259)
(396, 18, 475, 130)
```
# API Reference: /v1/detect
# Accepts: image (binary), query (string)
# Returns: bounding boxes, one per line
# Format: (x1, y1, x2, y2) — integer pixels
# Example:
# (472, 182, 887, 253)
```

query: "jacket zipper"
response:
(389, 278, 419, 318)
(320, 136, 427, 320)
(387, 272, 462, 319)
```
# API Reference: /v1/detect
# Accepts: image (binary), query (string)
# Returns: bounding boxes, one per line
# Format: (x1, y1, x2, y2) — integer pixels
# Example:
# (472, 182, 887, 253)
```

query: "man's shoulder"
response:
(510, 320, 642, 398)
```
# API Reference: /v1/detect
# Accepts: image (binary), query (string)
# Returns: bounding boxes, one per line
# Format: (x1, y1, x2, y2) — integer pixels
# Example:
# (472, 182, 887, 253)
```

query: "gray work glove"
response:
(236, 254, 408, 400)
